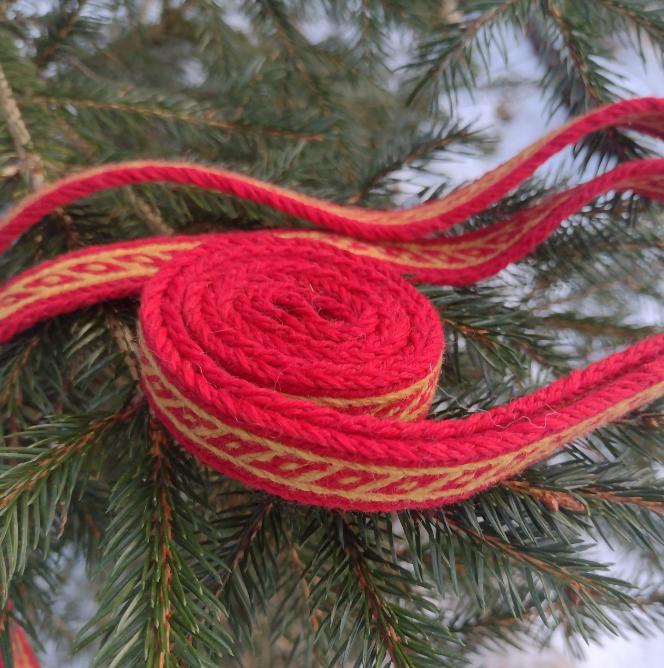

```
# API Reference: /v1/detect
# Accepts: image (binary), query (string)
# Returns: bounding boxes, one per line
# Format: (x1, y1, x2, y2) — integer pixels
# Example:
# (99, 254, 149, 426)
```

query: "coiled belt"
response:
(1, 97, 664, 510)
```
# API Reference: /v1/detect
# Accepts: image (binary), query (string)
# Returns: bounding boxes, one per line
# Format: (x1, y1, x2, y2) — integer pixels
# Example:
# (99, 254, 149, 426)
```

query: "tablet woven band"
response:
(2, 97, 664, 511)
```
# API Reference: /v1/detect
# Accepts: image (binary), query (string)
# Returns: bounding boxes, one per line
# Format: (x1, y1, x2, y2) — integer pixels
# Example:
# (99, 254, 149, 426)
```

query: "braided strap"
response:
(2, 97, 664, 510)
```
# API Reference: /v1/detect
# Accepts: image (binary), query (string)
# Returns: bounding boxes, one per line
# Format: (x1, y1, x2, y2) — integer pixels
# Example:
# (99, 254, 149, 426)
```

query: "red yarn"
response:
(1, 97, 664, 511)
(0, 624, 40, 668)
(2, 96, 664, 251)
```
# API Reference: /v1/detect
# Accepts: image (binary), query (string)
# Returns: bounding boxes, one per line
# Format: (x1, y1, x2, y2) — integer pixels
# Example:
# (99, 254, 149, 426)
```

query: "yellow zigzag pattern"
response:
(140, 336, 664, 505)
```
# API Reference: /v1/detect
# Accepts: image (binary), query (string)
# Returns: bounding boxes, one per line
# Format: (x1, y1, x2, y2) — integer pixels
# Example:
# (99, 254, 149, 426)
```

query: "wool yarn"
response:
(1, 97, 664, 513)
(0, 624, 40, 668)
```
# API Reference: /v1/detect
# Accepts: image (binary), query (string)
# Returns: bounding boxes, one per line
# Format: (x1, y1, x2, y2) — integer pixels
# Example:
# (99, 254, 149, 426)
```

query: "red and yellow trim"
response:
(1, 97, 664, 514)
(0, 625, 40, 668)
(3, 98, 663, 246)
(141, 333, 664, 509)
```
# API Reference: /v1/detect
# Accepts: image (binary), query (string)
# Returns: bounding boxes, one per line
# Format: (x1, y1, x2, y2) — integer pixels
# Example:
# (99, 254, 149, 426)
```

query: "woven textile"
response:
(1, 97, 664, 513)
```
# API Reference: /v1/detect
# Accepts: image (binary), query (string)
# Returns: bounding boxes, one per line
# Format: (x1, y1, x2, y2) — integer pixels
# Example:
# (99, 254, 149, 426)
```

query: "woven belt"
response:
(1, 97, 664, 510)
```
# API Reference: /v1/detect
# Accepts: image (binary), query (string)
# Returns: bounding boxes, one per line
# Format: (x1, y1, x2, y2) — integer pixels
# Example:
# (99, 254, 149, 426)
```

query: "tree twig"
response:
(0, 62, 45, 190)
(35, 0, 90, 68)
(28, 94, 324, 142)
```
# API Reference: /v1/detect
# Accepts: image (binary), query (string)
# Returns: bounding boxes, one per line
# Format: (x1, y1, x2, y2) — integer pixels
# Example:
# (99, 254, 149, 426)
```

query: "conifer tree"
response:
(2, 1, 664, 667)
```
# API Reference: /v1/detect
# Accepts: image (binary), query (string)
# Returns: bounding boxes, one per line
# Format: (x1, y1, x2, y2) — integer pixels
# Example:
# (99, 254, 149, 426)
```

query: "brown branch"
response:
(457, 589, 664, 637)
(0, 334, 42, 448)
(600, 0, 664, 40)
(27, 94, 324, 142)
(124, 189, 173, 237)
(440, 318, 492, 346)
(287, 544, 327, 666)
(503, 480, 587, 512)
(35, 0, 90, 68)
(419, 0, 521, 87)
(531, 276, 624, 309)
(345, 130, 476, 205)
(0, 62, 45, 190)
(289, 546, 323, 633)
(0, 404, 139, 513)
(543, 3, 604, 108)
(213, 499, 273, 596)
(0, 337, 40, 406)
(537, 315, 657, 342)
(582, 486, 664, 516)
(339, 517, 403, 666)
(229, 500, 273, 572)
(148, 418, 174, 668)
(104, 311, 141, 382)
(443, 514, 600, 596)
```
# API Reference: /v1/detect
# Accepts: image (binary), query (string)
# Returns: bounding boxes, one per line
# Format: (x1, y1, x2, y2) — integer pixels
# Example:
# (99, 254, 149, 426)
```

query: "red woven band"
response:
(0, 624, 40, 668)
(1, 97, 664, 511)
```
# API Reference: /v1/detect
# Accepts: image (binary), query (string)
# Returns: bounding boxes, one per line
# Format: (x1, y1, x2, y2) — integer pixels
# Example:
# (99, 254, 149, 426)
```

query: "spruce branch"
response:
(144, 419, 176, 667)
(541, 1, 609, 109)
(287, 543, 323, 636)
(442, 513, 627, 601)
(104, 311, 141, 383)
(0, 404, 139, 606)
(338, 518, 405, 667)
(307, 513, 461, 668)
(426, 287, 568, 384)
(406, 0, 525, 107)
(79, 412, 232, 668)
(398, 505, 636, 637)
(450, 588, 664, 658)
(34, 0, 90, 69)
(345, 122, 480, 205)
(26, 93, 325, 142)
(531, 3, 646, 161)
(227, 501, 273, 574)
(581, 487, 664, 516)
(123, 189, 173, 238)
(2, 3, 664, 665)
(499, 461, 664, 553)
(536, 313, 658, 342)
(193, 0, 235, 69)
(502, 480, 587, 514)
(207, 493, 280, 648)
(598, 0, 664, 52)
(251, 0, 330, 113)
(0, 336, 39, 408)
